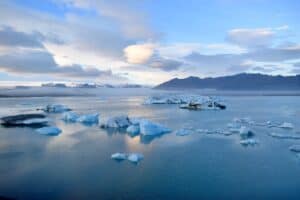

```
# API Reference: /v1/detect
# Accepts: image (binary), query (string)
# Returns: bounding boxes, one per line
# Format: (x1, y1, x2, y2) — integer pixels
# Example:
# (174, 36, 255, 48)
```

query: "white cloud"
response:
(123, 43, 156, 64)
(227, 28, 274, 48)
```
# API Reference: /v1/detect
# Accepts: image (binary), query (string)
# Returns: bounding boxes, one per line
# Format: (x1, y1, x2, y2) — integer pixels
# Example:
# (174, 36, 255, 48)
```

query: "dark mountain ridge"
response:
(155, 73, 300, 90)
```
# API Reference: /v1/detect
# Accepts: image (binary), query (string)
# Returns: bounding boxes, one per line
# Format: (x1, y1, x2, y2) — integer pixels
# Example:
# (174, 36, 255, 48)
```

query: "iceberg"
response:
(101, 115, 131, 128)
(139, 120, 171, 136)
(278, 122, 294, 129)
(268, 132, 300, 139)
(61, 112, 79, 123)
(175, 128, 193, 136)
(126, 125, 140, 135)
(127, 153, 144, 163)
(0, 114, 48, 127)
(289, 145, 300, 152)
(36, 126, 61, 136)
(77, 113, 99, 124)
(111, 153, 127, 161)
(240, 139, 259, 146)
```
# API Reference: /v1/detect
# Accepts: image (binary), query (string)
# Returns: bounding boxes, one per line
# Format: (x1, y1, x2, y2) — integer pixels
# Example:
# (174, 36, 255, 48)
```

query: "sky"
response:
(0, 0, 300, 86)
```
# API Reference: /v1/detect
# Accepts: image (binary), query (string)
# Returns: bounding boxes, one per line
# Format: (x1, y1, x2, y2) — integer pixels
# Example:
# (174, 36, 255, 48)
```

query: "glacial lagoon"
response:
(0, 88, 300, 199)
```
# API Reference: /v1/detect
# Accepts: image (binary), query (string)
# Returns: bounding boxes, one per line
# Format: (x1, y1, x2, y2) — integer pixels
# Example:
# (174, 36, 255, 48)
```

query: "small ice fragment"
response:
(196, 129, 209, 133)
(126, 125, 140, 135)
(227, 123, 240, 128)
(289, 145, 300, 152)
(127, 153, 144, 163)
(36, 126, 61, 136)
(240, 138, 259, 146)
(44, 104, 71, 113)
(268, 132, 300, 139)
(175, 128, 193, 136)
(62, 112, 79, 123)
(233, 117, 254, 124)
(239, 126, 254, 139)
(77, 113, 99, 124)
(222, 130, 233, 136)
(278, 122, 294, 129)
(229, 128, 241, 133)
(111, 153, 127, 160)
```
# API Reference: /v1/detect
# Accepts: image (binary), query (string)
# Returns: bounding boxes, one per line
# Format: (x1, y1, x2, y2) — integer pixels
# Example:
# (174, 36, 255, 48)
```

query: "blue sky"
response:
(0, 0, 300, 85)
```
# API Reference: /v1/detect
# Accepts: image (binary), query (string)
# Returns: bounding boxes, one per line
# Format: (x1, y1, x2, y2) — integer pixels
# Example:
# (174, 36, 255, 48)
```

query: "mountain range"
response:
(155, 73, 300, 90)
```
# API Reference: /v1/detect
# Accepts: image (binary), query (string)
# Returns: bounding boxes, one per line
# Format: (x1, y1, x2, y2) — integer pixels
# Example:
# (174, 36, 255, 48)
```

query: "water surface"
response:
(0, 89, 300, 199)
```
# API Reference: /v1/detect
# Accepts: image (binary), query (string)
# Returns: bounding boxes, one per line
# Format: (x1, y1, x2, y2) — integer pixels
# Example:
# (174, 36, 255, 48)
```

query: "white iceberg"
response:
(127, 153, 144, 163)
(44, 104, 71, 113)
(278, 122, 294, 129)
(111, 153, 127, 160)
(36, 126, 62, 136)
(77, 113, 99, 124)
(268, 132, 300, 139)
(126, 125, 140, 135)
(240, 139, 259, 146)
(139, 120, 171, 136)
(61, 112, 79, 123)
(175, 128, 193, 136)
(102, 115, 131, 128)
(289, 145, 300, 152)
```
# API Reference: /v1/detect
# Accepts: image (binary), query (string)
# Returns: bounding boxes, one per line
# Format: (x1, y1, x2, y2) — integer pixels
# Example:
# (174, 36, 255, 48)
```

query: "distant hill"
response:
(155, 73, 300, 90)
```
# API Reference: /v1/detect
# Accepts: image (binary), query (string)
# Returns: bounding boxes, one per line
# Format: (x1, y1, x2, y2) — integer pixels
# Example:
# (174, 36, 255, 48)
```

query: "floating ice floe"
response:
(278, 122, 294, 129)
(144, 95, 199, 104)
(126, 125, 140, 135)
(289, 145, 300, 152)
(145, 95, 226, 110)
(36, 126, 62, 136)
(196, 128, 230, 135)
(233, 117, 254, 125)
(127, 153, 144, 163)
(77, 113, 99, 124)
(196, 129, 209, 134)
(227, 122, 241, 129)
(240, 139, 259, 146)
(175, 128, 193, 136)
(101, 115, 131, 128)
(61, 112, 79, 123)
(268, 132, 300, 139)
(0, 114, 48, 127)
(43, 104, 71, 113)
(111, 153, 127, 161)
(139, 120, 171, 136)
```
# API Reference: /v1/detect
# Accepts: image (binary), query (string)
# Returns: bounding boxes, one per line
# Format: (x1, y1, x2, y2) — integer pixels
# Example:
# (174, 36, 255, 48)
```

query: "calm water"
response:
(0, 89, 300, 200)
